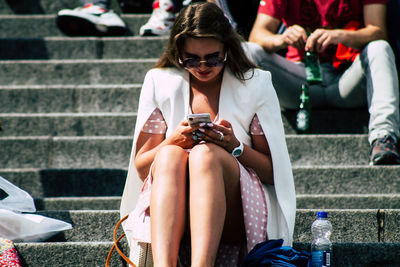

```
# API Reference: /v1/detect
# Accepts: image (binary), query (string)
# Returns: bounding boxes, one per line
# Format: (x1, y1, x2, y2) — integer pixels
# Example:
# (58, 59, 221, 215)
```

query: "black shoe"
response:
(369, 135, 400, 165)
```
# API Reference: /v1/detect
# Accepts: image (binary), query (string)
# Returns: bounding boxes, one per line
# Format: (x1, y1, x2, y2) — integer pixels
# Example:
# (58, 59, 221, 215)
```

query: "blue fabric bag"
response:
(242, 239, 310, 267)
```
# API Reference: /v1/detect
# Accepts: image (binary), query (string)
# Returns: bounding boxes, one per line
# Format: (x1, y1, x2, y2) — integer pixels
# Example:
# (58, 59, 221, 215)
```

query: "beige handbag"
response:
(129, 240, 153, 267)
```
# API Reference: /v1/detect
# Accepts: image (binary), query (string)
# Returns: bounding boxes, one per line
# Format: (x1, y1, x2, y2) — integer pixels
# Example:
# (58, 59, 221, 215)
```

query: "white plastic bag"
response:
(0, 176, 73, 242)
(0, 209, 72, 242)
(0, 176, 35, 212)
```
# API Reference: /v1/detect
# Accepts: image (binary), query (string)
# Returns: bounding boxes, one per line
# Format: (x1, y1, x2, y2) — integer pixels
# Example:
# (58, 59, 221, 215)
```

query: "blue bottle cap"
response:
(317, 211, 328, 218)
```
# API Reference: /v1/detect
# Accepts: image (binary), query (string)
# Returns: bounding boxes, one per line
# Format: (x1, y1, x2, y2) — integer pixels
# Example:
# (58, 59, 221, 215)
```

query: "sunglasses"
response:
(179, 53, 227, 69)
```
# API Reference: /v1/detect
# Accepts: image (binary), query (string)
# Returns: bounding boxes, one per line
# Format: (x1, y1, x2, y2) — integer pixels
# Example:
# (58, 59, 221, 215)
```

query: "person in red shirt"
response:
(247, 0, 400, 165)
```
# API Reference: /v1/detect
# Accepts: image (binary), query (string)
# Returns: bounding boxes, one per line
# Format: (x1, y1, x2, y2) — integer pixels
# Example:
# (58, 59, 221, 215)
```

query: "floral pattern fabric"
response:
(0, 238, 22, 267)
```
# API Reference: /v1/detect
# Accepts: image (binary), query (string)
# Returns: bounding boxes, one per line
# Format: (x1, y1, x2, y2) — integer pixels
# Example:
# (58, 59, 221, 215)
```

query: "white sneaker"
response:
(139, 0, 175, 36)
(56, 3, 127, 36)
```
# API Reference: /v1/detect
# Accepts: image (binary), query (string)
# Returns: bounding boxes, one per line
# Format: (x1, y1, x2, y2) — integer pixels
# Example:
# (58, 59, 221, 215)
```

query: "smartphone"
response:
(187, 113, 212, 127)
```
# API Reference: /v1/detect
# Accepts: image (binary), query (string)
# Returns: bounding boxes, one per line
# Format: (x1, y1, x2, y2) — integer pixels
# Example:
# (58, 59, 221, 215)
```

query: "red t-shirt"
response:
(258, 0, 388, 62)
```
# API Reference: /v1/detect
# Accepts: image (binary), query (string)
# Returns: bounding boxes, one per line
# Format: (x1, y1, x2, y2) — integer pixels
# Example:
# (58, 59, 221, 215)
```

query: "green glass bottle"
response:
(304, 51, 322, 84)
(296, 84, 312, 134)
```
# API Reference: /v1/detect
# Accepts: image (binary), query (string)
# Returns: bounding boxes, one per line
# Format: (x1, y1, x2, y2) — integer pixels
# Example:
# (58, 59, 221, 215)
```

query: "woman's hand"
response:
(135, 120, 199, 179)
(198, 119, 240, 153)
(167, 120, 202, 149)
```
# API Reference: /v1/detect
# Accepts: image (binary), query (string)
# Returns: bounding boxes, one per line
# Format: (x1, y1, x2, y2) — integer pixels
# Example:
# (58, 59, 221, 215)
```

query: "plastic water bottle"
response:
(311, 211, 332, 267)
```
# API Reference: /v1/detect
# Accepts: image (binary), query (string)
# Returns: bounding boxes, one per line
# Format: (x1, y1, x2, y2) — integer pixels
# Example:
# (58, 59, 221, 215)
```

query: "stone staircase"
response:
(0, 1, 400, 266)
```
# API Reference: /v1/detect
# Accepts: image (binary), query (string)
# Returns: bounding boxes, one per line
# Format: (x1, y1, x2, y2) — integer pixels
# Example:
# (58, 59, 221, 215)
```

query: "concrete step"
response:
(0, 0, 152, 15)
(15, 241, 129, 267)
(0, 113, 136, 136)
(26, 209, 400, 243)
(14, 241, 400, 267)
(0, 59, 155, 85)
(0, 37, 166, 59)
(0, 14, 150, 38)
(293, 166, 400, 194)
(36, 210, 123, 242)
(32, 193, 400, 211)
(2, 167, 399, 208)
(282, 108, 368, 134)
(295, 209, 400, 243)
(293, 242, 400, 267)
(286, 134, 370, 166)
(2, 166, 399, 198)
(0, 112, 369, 136)
(297, 194, 400, 209)
(0, 135, 373, 169)
(0, 84, 141, 113)
(0, 168, 127, 198)
(0, 85, 368, 134)
(0, 136, 132, 169)
(34, 197, 121, 211)
(295, 209, 397, 243)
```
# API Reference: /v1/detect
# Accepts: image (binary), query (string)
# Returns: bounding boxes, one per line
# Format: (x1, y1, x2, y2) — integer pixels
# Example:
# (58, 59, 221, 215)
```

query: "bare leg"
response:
(188, 143, 244, 267)
(150, 145, 188, 267)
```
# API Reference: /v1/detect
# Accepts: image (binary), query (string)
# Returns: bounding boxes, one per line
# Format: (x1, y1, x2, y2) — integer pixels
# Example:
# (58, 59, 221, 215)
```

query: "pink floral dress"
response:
(138, 108, 268, 266)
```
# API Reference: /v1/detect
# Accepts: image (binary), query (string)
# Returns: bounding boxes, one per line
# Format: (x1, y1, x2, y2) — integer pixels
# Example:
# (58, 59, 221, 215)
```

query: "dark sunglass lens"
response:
(184, 58, 200, 68)
(182, 55, 225, 68)
(205, 57, 224, 67)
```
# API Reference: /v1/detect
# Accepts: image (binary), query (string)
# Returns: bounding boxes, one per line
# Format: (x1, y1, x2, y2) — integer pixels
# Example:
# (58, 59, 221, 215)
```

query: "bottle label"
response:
(305, 66, 322, 83)
(311, 251, 331, 267)
(304, 52, 322, 84)
(296, 110, 310, 131)
(325, 252, 331, 266)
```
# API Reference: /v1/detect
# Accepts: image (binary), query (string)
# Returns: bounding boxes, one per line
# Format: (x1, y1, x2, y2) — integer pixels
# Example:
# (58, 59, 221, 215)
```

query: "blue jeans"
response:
(244, 40, 400, 144)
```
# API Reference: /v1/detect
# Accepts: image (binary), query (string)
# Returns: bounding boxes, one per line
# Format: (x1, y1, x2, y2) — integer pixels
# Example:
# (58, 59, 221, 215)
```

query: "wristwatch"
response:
(231, 140, 244, 158)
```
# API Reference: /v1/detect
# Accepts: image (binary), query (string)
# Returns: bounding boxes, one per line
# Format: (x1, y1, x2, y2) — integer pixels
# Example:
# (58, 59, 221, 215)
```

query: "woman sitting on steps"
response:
(120, 2, 296, 266)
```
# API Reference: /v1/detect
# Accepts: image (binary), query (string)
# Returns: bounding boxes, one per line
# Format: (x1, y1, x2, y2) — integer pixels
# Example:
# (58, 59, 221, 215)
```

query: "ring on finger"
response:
(219, 133, 224, 142)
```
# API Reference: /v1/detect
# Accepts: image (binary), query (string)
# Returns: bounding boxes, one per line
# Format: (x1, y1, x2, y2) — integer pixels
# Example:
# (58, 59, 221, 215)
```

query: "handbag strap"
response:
(105, 215, 136, 267)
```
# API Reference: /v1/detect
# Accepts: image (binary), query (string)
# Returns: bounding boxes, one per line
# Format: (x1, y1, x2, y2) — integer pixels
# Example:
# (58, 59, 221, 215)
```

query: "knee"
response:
(366, 40, 391, 51)
(188, 143, 224, 170)
(243, 41, 264, 54)
(153, 145, 187, 171)
(243, 41, 267, 65)
(362, 40, 395, 60)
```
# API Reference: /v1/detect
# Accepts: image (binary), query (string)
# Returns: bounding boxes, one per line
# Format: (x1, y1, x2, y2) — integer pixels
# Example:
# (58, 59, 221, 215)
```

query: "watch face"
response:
(233, 148, 242, 157)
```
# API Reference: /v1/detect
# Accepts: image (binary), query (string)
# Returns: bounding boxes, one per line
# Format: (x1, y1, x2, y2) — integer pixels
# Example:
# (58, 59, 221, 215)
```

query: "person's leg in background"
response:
(139, 0, 241, 37)
(140, 0, 211, 36)
(247, 40, 400, 165)
(243, 42, 328, 109)
(139, 0, 177, 36)
(56, 0, 127, 36)
(331, 40, 400, 165)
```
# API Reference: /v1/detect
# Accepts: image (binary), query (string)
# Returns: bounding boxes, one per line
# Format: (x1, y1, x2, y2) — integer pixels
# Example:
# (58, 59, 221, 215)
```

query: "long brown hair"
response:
(154, 2, 256, 81)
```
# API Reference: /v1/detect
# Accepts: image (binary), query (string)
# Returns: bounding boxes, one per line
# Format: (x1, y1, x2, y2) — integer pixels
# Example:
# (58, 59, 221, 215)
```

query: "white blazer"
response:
(120, 67, 296, 246)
